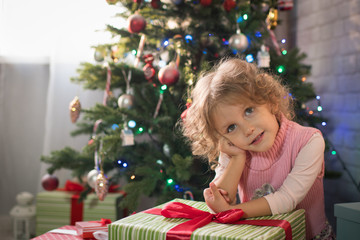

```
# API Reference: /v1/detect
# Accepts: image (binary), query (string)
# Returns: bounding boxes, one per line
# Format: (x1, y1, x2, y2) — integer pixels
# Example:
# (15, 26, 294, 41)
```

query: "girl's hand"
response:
(203, 182, 231, 213)
(218, 188, 232, 204)
(219, 137, 246, 161)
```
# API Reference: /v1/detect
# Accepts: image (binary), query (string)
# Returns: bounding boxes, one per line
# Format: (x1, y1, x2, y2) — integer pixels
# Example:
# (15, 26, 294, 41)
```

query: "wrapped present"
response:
(36, 181, 127, 236)
(109, 198, 305, 240)
(76, 219, 111, 239)
(32, 225, 81, 240)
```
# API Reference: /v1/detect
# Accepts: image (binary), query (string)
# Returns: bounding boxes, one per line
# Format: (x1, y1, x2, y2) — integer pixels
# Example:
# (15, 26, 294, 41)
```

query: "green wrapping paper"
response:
(35, 191, 126, 236)
(109, 198, 305, 240)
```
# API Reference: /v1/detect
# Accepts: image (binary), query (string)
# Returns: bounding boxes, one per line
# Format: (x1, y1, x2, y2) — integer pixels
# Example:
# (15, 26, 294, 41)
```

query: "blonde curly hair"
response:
(181, 58, 294, 169)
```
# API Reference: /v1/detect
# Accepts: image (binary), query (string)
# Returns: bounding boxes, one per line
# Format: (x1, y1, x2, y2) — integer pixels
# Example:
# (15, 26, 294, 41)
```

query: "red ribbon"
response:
(89, 218, 112, 226)
(57, 180, 84, 225)
(144, 202, 292, 240)
(56, 181, 125, 225)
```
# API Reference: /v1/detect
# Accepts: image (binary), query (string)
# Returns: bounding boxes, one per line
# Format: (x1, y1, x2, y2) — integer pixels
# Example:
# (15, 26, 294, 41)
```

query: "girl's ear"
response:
(269, 103, 280, 117)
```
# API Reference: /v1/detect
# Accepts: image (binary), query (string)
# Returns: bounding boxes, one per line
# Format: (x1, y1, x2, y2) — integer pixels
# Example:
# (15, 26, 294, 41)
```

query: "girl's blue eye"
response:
(227, 124, 237, 133)
(245, 107, 254, 116)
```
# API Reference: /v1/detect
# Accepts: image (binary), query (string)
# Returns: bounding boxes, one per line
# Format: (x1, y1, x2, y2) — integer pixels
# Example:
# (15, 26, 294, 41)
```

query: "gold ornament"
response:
(69, 96, 81, 123)
(266, 8, 278, 30)
(95, 170, 108, 201)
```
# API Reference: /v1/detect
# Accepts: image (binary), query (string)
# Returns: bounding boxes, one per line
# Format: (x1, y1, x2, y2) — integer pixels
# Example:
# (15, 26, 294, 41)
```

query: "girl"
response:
(181, 58, 335, 239)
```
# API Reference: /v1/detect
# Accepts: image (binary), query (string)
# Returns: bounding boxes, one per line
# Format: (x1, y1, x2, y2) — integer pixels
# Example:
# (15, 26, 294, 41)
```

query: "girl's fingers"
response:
(209, 182, 221, 198)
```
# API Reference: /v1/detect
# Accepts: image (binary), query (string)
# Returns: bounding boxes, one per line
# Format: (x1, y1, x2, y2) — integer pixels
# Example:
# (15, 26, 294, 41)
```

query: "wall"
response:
(294, 0, 360, 227)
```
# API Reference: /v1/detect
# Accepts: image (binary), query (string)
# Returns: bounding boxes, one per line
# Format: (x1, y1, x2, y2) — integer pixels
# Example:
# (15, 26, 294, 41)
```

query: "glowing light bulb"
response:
(246, 54, 254, 63)
(128, 120, 136, 128)
(130, 175, 135, 180)
(167, 179, 174, 185)
(277, 65, 285, 73)
(331, 151, 337, 155)
(317, 106, 323, 112)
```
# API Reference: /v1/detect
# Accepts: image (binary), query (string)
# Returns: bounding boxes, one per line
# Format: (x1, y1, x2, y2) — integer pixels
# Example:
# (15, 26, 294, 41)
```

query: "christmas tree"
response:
(41, 0, 326, 212)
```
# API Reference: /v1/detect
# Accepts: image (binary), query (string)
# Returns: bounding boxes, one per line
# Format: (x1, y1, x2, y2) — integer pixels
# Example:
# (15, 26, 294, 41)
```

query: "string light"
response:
(255, 31, 262, 38)
(130, 175, 135, 180)
(281, 49, 287, 55)
(128, 120, 136, 128)
(309, 110, 314, 115)
(301, 76, 306, 82)
(167, 178, 174, 185)
(162, 39, 170, 47)
(317, 106, 323, 112)
(277, 65, 285, 73)
(243, 14, 248, 20)
(131, 50, 137, 55)
(185, 35, 193, 43)
(161, 85, 167, 91)
(245, 54, 254, 63)
(331, 151, 337, 155)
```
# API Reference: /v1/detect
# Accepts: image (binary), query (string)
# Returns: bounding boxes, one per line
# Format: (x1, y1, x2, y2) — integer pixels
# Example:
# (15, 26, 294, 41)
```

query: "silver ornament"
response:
(94, 50, 105, 62)
(229, 33, 249, 52)
(95, 171, 108, 201)
(87, 169, 99, 188)
(118, 94, 135, 109)
(163, 144, 170, 157)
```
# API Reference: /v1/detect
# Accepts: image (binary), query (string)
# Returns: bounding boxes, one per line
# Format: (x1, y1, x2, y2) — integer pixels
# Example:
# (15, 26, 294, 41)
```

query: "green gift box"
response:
(109, 198, 305, 240)
(35, 190, 127, 236)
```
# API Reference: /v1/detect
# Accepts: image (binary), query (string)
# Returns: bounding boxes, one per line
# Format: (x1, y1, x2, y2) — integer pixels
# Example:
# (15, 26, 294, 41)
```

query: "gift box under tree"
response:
(35, 183, 127, 236)
(109, 198, 305, 240)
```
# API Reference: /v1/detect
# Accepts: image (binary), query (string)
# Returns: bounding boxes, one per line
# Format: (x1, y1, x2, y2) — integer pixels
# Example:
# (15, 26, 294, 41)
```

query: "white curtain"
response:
(0, 0, 123, 217)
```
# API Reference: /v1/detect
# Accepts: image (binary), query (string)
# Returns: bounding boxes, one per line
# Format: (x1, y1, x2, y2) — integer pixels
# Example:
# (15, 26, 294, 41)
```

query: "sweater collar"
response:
(246, 114, 290, 170)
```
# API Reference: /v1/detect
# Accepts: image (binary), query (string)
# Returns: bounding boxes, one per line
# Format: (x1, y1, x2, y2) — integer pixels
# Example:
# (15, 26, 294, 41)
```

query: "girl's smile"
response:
(212, 103, 279, 153)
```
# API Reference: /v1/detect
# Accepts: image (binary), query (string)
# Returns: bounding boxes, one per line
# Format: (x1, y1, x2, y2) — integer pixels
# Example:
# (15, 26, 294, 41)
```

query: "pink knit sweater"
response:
(237, 116, 326, 239)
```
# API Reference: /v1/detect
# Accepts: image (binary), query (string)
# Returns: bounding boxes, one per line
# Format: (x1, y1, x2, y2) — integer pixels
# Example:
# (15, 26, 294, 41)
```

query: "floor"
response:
(0, 215, 14, 240)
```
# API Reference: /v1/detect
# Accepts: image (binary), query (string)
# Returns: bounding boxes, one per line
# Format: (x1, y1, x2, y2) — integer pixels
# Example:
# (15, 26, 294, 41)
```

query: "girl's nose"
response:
(243, 122, 255, 137)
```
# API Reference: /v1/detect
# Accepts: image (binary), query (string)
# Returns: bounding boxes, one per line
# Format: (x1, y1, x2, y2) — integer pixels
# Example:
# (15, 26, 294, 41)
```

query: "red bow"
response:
(90, 218, 112, 226)
(145, 202, 292, 240)
(64, 180, 85, 192)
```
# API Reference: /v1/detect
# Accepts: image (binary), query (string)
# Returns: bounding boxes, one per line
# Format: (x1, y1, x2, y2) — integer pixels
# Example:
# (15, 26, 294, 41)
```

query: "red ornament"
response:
(41, 174, 59, 191)
(151, 0, 161, 9)
(127, 14, 146, 34)
(277, 0, 293, 11)
(181, 100, 192, 121)
(200, 0, 212, 7)
(223, 0, 236, 12)
(158, 64, 180, 86)
(143, 54, 156, 82)
(143, 64, 156, 81)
